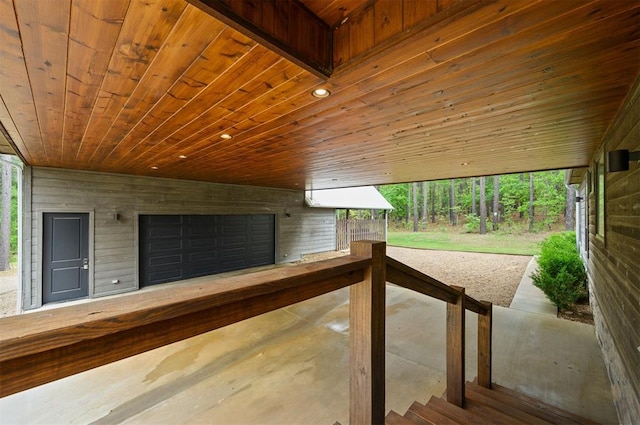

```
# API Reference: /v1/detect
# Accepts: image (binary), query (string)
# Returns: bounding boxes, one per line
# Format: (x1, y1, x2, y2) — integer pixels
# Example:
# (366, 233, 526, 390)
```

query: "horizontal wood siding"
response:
(586, 75, 640, 422)
(27, 167, 335, 308)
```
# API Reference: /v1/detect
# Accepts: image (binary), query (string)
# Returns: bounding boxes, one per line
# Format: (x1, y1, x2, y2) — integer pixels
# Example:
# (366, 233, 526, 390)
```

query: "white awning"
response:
(305, 186, 393, 210)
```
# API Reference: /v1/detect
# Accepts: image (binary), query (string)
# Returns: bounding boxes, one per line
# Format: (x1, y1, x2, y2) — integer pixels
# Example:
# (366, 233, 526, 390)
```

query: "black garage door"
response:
(139, 214, 275, 287)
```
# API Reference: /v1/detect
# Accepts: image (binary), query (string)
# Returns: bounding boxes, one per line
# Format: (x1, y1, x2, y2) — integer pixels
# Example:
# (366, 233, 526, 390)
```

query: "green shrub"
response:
(531, 231, 587, 310)
(464, 214, 480, 233)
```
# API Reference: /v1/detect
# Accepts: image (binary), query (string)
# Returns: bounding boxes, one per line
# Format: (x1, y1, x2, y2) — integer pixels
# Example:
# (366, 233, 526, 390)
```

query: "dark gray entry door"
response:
(43, 213, 89, 303)
(139, 214, 275, 287)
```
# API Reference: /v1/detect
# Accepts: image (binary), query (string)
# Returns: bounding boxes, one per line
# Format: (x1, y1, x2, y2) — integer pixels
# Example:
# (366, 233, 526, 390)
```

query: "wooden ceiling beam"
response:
(188, 0, 333, 78)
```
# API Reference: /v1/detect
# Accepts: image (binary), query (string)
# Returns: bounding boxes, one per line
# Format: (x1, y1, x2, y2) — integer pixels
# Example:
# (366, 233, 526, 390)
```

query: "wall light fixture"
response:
(607, 149, 640, 172)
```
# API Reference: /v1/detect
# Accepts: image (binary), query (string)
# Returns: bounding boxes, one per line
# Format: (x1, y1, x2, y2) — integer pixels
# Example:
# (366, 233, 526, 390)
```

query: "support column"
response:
(478, 301, 492, 388)
(349, 240, 386, 425)
(447, 286, 465, 407)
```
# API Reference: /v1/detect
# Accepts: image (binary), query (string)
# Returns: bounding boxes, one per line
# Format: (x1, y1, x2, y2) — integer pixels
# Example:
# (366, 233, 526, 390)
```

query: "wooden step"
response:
(427, 395, 498, 425)
(385, 381, 601, 425)
(386, 410, 417, 425)
(464, 397, 532, 424)
(404, 410, 433, 425)
(465, 382, 555, 424)
(490, 383, 600, 425)
(406, 401, 467, 425)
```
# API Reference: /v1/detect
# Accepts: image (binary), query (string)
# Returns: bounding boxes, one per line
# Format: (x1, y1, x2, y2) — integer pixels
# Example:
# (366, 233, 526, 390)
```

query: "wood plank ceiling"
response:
(0, 0, 638, 190)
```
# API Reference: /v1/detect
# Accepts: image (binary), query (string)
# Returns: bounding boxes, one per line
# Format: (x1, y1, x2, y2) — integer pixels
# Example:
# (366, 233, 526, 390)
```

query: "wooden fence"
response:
(336, 218, 387, 251)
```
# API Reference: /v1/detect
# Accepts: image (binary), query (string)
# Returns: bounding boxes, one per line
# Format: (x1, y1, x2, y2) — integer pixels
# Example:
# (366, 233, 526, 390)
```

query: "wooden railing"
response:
(386, 252, 493, 409)
(336, 218, 386, 250)
(0, 241, 491, 425)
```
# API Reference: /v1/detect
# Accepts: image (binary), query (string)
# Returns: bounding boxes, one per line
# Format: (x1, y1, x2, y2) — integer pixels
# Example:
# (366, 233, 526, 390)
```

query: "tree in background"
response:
(471, 178, 477, 215)
(379, 170, 568, 232)
(378, 184, 408, 222)
(566, 186, 576, 230)
(422, 182, 427, 223)
(533, 171, 566, 229)
(492, 176, 499, 231)
(529, 173, 535, 232)
(479, 176, 487, 234)
(412, 182, 419, 232)
(430, 183, 436, 223)
(407, 184, 411, 223)
(0, 161, 11, 270)
(449, 179, 457, 226)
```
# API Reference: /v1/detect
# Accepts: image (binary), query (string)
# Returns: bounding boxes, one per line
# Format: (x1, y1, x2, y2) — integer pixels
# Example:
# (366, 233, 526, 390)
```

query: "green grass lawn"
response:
(387, 230, 547, 256)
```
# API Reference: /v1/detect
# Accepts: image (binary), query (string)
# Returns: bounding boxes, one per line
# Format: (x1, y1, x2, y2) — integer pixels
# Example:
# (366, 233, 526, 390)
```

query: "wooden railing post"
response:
(447, 285, 465, 407)
(478, 301, 492, 389)
(349, 240, 386, 425)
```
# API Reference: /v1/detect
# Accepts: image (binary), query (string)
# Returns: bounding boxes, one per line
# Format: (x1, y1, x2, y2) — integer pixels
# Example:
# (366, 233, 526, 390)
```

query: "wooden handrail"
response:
(385, 255, 489, 316)
(0, 255, 369, 397)
(1, 241, 492, 425)
(383, 250, 493, 409)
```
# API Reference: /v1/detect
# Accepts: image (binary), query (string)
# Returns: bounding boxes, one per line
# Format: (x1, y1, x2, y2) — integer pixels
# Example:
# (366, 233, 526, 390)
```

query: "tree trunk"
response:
(471, 178, 477, 215)
(566, 186, 576, 230)
(422, 182, 427, 222)
(529, 173, 535, 232)
(479, 176, 487, 235)
(412, 182, 419, 232)
(492, 175, 499, 231)
(430, 183, 436, 223)
(0, 161, 11, 271)
(406, 184, 411, 223)
(518, 173, 524, 219)
(449, 179, 457, 226)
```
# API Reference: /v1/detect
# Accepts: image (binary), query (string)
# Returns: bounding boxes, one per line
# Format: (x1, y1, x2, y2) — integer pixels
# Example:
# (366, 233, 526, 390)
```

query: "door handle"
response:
(82, 258, 89, 270)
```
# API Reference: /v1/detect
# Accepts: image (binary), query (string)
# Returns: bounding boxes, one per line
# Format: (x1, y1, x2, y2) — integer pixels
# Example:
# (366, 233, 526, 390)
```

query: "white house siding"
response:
(24, 167, 335, 309)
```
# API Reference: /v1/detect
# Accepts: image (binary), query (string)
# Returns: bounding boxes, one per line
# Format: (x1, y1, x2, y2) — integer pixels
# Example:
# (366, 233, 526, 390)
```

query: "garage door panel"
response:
(148, 240, 183, 251)
(149, 254, 183, 266)
(222, 236, 247, 245)
(149, 269, 183, 283)
(140, 214, 274, 287)
(148, 226, 182, 238)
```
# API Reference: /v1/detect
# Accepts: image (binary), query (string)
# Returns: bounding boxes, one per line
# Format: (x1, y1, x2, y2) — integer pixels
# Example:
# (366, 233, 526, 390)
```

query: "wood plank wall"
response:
(25, 167, 335, 309)
(586, 75, 640, 422)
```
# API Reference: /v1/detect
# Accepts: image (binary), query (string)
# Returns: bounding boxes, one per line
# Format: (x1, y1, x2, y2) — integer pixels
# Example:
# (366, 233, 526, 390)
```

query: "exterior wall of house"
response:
(585, 77, 640, 422)
(23, 167, 335, 310)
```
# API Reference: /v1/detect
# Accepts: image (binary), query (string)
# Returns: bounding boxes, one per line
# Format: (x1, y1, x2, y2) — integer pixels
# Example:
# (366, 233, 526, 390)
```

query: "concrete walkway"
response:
(0, 271, 616, 425)
(509, 256, 558, 316)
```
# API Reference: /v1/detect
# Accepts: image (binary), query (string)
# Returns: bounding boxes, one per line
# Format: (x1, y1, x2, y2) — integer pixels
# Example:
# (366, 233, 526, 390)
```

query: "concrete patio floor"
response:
(0, 284, 617, 425)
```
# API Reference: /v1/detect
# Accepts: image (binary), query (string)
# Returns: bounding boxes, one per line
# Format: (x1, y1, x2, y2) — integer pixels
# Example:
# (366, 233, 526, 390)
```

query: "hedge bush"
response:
(531, 231, 587, 310)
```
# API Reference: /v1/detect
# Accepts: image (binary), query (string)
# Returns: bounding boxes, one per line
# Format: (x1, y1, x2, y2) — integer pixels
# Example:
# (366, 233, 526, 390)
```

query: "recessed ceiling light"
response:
(220, 133, 232, 140)
(312, 88, 330, 98)
(178, 155, 187, 159)
(150, 166, 158, 170)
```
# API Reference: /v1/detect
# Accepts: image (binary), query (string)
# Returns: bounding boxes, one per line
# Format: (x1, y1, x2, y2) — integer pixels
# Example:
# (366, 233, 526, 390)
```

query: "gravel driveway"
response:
(0, 270, 18, 317)
(386, 246, 531, 307)
(0, 247, 530, 317)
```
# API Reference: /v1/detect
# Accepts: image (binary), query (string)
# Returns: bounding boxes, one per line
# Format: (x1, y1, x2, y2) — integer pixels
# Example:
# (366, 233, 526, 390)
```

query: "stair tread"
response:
(465, 382, 556, 425)
(404, 410, 432, 425)
(427, 395, 496, 425)
(386, 381, 601, 425)
(386, 410, 418, 425)
(407, 401, 460, 425)
(463, 397, 530, 425)
(491, 383, 600, 425)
